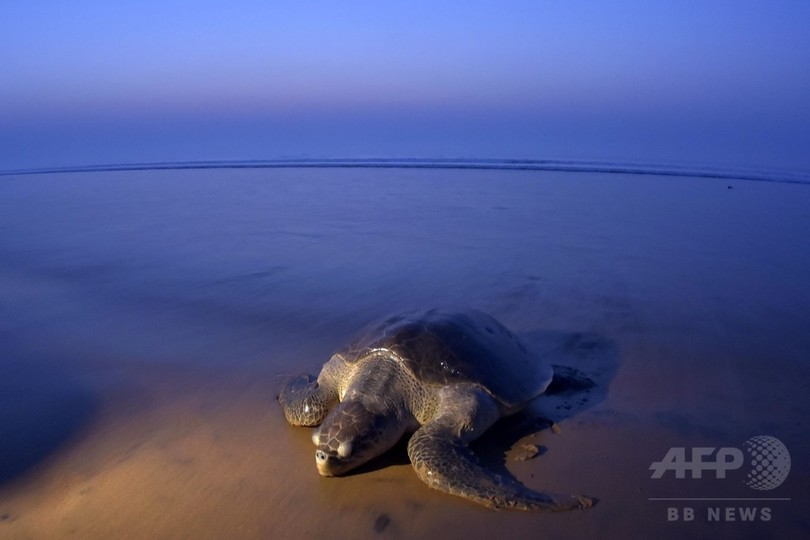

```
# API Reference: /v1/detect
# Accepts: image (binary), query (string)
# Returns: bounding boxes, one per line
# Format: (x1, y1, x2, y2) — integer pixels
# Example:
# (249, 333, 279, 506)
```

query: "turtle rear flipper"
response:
(407, 386, 593, 511)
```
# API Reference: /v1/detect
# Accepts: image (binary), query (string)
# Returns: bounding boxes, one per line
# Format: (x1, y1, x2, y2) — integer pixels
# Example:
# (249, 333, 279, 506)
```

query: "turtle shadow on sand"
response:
(343, 330, 620, 483)
(473, 330, 619, 480)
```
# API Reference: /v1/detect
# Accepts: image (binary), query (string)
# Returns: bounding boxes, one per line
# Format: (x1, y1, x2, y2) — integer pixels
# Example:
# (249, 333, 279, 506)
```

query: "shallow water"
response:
(1, 168, 809, 538)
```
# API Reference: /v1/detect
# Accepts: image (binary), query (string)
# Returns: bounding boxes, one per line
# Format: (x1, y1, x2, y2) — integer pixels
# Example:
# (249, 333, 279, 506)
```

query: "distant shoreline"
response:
(2, 158, 809, 186)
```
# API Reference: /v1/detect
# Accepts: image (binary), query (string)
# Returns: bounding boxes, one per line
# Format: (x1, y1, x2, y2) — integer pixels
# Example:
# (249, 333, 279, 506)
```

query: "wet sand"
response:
(1, 168, 809, 538)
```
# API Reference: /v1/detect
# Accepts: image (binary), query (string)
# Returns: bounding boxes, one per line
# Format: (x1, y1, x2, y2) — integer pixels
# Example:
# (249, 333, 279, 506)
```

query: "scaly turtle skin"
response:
(278, 309, 593, 511)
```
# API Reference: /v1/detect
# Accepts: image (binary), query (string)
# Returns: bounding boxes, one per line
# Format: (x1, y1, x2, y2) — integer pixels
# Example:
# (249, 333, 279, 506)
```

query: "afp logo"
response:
(650, 435, 791, 490)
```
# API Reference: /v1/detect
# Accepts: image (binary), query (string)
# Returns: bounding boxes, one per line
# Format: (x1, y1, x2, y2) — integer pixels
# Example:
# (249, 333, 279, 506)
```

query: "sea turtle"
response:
(278, 309, 593, 511)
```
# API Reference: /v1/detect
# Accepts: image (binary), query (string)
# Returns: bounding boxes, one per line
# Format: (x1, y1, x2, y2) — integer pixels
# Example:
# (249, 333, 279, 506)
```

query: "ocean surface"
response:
(1, 166, 809, 538)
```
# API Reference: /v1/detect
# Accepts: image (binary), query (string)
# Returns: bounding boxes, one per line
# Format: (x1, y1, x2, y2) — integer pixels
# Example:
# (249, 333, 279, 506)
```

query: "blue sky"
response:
(2, 1, 809, 170)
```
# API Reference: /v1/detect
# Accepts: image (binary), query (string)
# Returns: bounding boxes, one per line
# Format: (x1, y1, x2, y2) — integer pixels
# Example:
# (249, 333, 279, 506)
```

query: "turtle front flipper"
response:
(278, 374, 338, 426)
(407, 387, 593, 511)
(278, 354, 349, 426)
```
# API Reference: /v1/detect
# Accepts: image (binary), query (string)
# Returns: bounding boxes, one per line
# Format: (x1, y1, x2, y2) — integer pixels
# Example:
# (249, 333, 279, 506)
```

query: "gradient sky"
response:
(2, 1, 809, 171)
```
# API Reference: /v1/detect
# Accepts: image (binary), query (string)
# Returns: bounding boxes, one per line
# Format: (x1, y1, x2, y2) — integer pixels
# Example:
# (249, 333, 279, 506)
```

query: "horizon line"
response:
(2, 158, 809, 185)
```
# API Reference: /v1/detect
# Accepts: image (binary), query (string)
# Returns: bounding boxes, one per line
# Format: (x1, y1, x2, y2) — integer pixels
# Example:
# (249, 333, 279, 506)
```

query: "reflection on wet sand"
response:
(0, 358, 98, 486)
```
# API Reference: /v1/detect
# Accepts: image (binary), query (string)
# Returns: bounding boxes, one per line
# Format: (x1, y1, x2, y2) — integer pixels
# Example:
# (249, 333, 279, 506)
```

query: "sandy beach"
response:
(1, 167, 808, 539)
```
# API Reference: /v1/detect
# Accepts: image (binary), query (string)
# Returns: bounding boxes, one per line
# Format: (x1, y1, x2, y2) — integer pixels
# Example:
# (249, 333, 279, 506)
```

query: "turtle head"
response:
(311, 399, 405, 476)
